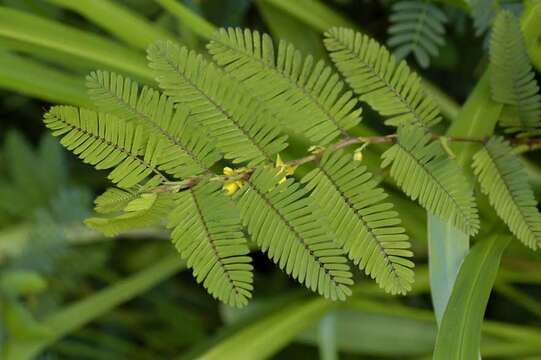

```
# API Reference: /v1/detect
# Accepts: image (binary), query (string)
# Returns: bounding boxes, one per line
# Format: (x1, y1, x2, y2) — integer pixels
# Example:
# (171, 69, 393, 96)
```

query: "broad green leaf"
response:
(317, 313, 338, 360)
(297, 299, 541, 357)
(0, 6, 152, 80)
(433, 235, 511, 360)
(0, 51, 89, 106)
(192, 297, 332, 360)
(153, 0, 216, 40)
(44, 0, 175, 50)
(256, 0, 327, 59)
(428, 214, 469, 324)
(0, 36, 95, 74)
(259, 0, 355, 32)
(521, 0, 541, 71)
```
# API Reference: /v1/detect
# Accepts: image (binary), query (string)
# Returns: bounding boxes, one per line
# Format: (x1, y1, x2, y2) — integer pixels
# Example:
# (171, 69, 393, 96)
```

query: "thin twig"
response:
(151, 133, 541, 193)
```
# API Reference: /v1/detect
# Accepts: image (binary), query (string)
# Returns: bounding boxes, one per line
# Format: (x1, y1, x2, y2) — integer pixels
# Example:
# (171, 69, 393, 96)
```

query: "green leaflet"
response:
(86, 70, 221, 178)
(433, 235, 511, 359)
(236, 167, 353, 300)
(43, 106, 168, 189)
(93, 188, 139, 214)
(261, 0, 460, 121)
(381, 126, 479, 236)
(85, 192, 178, 236)
(490, 10, 541, 135)
(324, 27, 441, 129)
(147, 41, 288, 166)
(470, 0, 500, 37)
(472, 137, 541, 249)
(302, 150, 414, 295)
(208, 28, 362, 145)
(387, 0, 447, 68)
(168, 181, 253, 308)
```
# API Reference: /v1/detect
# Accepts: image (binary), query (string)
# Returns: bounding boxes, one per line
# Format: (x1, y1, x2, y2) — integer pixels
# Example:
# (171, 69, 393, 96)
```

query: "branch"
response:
(151, 133, 541, 194)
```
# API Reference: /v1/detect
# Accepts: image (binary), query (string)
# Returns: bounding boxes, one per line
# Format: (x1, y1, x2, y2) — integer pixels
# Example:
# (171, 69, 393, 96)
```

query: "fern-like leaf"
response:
(381, 125, 479, 236)
(86, 192, 177, 236)
(93, 188, 139, 214)
(86, 70, 221, 178)
(324, 28, 441, 129)
(168, 182, 253, 307)
(147, 41, 287, 166)
(490, 10, 541, 135)
(43, 106, 167, 188)
(387, 0, 447, 68)
(472, 137, 541, 249)
(236, 167, 353, 300)
(208, 28, 362, 145)
(302, 150, 414, 295)
(471, 0, 499, 37)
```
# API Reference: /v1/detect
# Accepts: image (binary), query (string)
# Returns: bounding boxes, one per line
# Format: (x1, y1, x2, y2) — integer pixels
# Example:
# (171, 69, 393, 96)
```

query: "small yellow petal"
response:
(353, 151, 363, 162)
(285, 165, 296, 176)
(223, 182, 239, 195)
(275, 154, 285, 167)
(223, 167, 234, 176)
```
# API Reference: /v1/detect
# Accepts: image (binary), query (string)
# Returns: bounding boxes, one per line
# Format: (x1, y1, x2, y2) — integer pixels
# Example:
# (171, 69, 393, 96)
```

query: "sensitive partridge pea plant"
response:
(43, 10, 541, 307)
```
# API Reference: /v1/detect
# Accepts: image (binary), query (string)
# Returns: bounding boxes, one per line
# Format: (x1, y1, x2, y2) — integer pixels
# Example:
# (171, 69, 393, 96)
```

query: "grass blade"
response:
(44, 0, 175, 50)
(153, 0, 216, 40)
(5, 255, 185, 360)
(428, 214, 469, 324)
(190, 297, 332, 360)
(0, 51, 89, 106)
(433, 235, 511, 359)
(0, 6, 152, 80)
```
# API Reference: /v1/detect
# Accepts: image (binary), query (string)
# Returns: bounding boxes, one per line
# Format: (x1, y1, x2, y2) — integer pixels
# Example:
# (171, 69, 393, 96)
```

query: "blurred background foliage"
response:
(0, 0, 540, 359)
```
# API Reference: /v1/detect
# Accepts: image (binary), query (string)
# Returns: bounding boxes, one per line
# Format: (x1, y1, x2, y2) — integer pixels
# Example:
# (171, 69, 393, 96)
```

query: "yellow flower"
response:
(222, 166, 247, 195)
(275, 154, 297, 183)
(223, 181, 239, 195)
(223, 167, 235, 176)
(353, 150, 363, 162)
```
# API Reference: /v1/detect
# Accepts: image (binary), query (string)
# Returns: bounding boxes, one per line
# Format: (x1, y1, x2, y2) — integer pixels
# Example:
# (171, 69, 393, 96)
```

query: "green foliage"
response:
(93, 188, 140, 214)
(169, 181, 253, 307)
(387, 0, 447, 68)
(472, 137, 541, 249)
(236, 167, 353, 300)
(3, 0, 541, 358)
(381, 126, 479, 236)
(43, 106, 168, 188)
(470, 0, 500, 37)
(433, 235, 510, 359)
(86, 70, 221, 177)
(208, 28, 362, 145)
(0, 131, 66, 220)
(39, 15, 541, 314)
(302, 150, 414, 295)
(85, 192, 178, 236)
(324, 27, 441, 129)
(490, 10, 541, 135)
(147, 40, 288, 165)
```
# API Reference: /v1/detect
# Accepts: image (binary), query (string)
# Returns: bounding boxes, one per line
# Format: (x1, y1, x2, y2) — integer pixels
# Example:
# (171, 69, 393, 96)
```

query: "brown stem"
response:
(151, 133, 541, 193)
